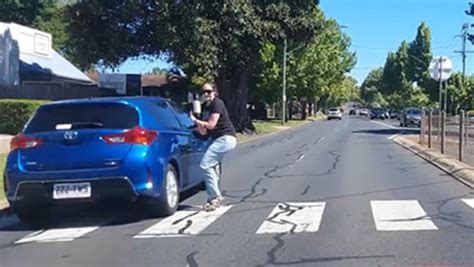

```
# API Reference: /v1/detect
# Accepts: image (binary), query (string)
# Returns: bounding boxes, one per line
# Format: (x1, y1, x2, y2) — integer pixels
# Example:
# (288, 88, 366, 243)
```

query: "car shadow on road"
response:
(0, 187, 203, 232)
(352, 129, 419, 135)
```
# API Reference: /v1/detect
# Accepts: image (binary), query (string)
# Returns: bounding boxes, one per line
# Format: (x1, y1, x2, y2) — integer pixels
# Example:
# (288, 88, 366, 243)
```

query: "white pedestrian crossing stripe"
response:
(14, 199, 472, 244)
(256, 202, 326, 234)
(15, 226, 99, 244)
(371, 200, 438, 231)
(462, 199, 474, 209)
(133, 205, 232, 238)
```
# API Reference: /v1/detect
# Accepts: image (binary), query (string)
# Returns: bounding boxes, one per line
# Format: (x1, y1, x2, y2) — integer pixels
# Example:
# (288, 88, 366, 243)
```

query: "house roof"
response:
(20, 50, 93, 84)
(86, 72, 171, 87)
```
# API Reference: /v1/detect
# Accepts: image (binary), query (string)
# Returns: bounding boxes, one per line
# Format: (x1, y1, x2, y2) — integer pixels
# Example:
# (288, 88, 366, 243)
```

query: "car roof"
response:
(40, 96, 169, 108)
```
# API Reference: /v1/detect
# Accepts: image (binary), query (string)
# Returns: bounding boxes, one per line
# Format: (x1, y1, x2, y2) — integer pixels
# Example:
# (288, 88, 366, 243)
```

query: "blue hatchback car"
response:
(3, 97, 210, 223)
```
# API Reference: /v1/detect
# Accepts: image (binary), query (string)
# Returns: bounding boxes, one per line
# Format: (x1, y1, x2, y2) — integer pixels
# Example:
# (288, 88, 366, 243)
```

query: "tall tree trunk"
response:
(308, 102, 313, 117)
(301, 99, 307, 120)
(288, 100, 293, 120)
(217, 67, 255, 133)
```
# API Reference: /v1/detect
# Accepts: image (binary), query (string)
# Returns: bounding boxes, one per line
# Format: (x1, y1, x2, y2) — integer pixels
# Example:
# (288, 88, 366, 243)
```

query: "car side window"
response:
(149, 102, 182, 130)
(168, 101, 195, 129)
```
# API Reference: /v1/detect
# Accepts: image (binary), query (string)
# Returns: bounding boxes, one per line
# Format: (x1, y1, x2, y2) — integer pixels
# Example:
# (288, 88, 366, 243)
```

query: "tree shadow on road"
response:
(352, 129, 419, 135)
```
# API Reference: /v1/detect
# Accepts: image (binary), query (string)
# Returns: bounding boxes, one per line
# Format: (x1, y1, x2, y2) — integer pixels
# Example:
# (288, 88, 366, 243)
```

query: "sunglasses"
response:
(203, 90, 214, 94)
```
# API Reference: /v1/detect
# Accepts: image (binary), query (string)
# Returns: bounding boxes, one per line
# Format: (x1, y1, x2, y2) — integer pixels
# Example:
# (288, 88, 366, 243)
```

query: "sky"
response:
(117, 0, 473, 84)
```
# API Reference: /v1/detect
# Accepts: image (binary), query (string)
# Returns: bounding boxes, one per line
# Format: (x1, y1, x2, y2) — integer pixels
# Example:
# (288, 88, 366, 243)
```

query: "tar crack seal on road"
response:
(324, 151, 341, 175)
(226, 138, 322, 203)
(172, 211, 200, 235)
(301, 185, 310, 195)
(257, 203, 303, 267)
(185, 251, 200, 267)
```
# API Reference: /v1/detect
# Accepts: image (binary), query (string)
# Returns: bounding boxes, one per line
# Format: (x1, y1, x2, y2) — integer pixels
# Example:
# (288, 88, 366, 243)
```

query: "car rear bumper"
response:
(8, 177, 139, 207)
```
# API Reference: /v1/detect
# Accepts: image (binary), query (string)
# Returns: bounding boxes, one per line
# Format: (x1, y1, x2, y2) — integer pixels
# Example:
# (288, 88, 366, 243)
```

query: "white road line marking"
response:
(315, 137, 325, 144)
(295, 155, 305, 164)
(15, 226, 99, 244)
(290, 155, 305, 168)
(462, 199, 474, 209)
(371, 120, 398, 129)
(134, 205, 232, 238)
(256, 202, 325, 234)
(371, 200, 438, 231)
(388, 134, 398, 140)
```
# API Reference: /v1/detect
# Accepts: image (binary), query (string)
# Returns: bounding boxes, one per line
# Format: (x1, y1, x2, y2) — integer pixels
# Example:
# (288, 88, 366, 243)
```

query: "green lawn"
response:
(237, 114, 326, 143)
(0, 154, 6, 206)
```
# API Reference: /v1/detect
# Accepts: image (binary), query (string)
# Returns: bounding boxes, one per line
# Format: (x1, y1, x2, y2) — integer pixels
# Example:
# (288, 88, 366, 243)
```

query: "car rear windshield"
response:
(24, 103, 139, 133)
(329, 108, 339, 112)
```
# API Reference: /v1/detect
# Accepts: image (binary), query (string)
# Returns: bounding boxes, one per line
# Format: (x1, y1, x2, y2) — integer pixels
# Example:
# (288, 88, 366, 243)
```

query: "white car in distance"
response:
(327, 107, 342, 120)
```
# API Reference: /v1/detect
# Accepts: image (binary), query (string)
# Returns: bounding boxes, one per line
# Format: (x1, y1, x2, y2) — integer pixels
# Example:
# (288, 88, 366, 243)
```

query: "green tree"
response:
(381, 41, 410, 95)
(363, 22, 436, 109)
(0, 0, 48, 26)
(360, 67, 384, 104)
(0, 1, 74, 62)
(66, 1, 321, 131)
(255, 12, 356, 113)
(255, 42, 281, 105)
(407, 22, 432, 83)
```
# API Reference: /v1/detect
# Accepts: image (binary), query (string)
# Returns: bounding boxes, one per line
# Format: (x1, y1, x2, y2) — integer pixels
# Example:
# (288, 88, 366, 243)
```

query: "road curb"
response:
(392, 135, 474, 188)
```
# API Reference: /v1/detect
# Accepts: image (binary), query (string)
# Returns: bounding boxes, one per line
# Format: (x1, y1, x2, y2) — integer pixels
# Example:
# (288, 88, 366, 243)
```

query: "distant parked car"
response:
(327, 107, 342, 120)
(389, 110, 400, 119)
(400, 108, 422, 127)
(370, 108, 387, 120)
(4, 97, 210, 224)
(359, 109, 369, 116)
(349, 109, 357, 115)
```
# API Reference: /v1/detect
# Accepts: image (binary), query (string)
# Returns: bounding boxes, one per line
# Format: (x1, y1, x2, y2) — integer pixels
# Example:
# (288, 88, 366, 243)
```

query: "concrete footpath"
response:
(393, 134, 474, 188)
(0, 135, 12, 155)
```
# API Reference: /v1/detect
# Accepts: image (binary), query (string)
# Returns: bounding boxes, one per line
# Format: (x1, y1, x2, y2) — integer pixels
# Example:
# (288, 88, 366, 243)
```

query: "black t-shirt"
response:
(205, 97, 236, 139)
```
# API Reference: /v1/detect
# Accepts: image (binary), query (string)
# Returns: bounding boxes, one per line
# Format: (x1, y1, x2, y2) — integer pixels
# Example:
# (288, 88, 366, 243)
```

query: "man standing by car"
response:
(190, 82, 237, 211)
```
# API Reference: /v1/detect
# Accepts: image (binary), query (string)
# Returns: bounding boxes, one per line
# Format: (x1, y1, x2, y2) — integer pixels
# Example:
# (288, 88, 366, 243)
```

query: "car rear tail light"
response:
(101, 127, 158, 145)
(10, 134, 43, 151)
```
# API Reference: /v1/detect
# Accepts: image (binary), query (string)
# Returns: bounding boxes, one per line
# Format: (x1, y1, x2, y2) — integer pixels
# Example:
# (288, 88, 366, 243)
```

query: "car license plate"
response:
(53, 182, 91, 199)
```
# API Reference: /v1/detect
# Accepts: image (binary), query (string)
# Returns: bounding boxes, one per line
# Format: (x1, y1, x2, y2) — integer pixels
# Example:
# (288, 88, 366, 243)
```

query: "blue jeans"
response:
(200, 135, 237, 200)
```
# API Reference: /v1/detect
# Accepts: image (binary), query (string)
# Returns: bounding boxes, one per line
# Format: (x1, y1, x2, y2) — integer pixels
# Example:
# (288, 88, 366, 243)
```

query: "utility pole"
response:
(454, 24, 473, 84)
(282, 38, 287, 125)
(437, 56, 443, 141)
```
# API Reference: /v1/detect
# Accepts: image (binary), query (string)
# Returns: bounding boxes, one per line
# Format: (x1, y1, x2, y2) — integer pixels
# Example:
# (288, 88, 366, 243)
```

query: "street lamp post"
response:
(282, 38, 287, 125)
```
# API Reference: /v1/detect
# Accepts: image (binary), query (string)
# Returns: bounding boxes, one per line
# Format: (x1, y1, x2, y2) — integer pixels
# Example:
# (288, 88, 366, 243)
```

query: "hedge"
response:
(0, 99, 48, 135)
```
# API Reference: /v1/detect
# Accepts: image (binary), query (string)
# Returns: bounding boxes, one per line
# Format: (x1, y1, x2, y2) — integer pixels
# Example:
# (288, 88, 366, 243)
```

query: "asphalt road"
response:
(1, 116, 473, 267)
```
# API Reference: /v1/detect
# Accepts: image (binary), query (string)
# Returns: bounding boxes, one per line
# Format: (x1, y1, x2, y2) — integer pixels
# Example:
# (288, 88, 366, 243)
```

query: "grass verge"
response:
(237, 114, 326, 143)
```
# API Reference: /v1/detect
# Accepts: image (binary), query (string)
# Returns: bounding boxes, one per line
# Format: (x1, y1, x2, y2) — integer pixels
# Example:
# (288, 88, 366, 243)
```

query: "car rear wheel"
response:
(147, 164, 179, 217)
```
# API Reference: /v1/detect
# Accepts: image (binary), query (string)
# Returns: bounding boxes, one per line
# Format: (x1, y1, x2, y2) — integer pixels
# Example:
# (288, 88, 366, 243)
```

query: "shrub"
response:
(0, 99, 48, 135)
